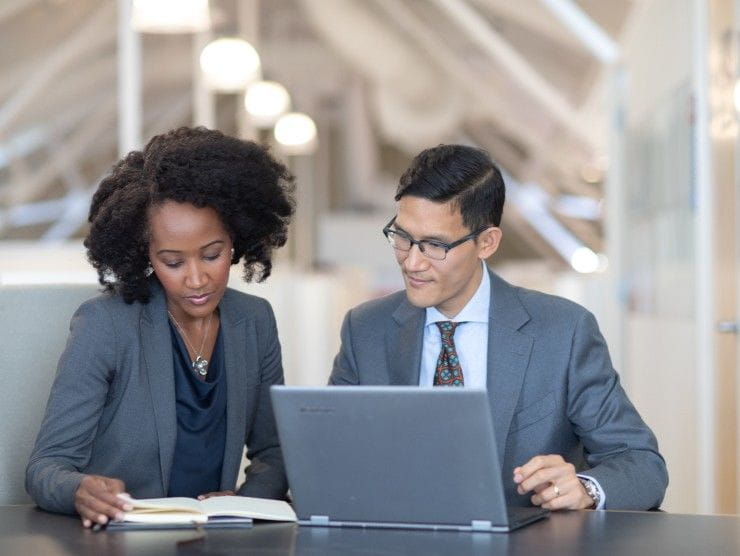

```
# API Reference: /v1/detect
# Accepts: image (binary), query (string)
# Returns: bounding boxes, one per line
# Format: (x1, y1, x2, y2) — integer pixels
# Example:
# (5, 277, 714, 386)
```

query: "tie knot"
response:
(435, 321, 460, 339)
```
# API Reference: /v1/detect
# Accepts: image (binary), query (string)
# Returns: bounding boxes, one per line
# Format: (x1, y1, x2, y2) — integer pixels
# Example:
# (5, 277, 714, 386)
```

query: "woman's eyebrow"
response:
(155, 240, 225, 256)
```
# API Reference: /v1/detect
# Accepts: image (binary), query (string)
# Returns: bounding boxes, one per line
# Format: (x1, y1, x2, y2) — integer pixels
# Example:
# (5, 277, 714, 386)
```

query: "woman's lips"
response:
(186, 293, 211, 305)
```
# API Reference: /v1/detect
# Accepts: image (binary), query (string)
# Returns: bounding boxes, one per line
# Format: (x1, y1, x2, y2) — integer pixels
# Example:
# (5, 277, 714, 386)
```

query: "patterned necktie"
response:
(434, 321, 464, 386)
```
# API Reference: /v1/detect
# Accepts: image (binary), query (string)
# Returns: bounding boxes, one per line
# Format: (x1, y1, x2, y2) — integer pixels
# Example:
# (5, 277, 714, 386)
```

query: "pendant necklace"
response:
(168, 310, 213, 377)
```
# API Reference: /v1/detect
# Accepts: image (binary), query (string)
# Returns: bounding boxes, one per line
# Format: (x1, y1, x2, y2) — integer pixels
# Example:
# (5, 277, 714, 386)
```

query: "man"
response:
(329, 144, 668, 510)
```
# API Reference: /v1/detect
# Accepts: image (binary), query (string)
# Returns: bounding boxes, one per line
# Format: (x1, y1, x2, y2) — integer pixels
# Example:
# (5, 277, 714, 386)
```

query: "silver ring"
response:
(552, 484, 560, 497)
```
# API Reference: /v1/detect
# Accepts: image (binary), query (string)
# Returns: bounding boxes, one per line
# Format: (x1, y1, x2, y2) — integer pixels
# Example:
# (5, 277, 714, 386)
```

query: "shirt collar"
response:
(425, 262, 490, 325)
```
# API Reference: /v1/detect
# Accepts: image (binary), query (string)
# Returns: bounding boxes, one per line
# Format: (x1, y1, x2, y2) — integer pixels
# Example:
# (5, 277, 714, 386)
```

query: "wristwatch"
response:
(579, 477, 602, 509)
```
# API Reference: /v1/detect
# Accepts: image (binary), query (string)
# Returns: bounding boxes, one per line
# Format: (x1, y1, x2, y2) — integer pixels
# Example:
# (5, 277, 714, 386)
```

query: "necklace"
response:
(167, 310, 213, 377)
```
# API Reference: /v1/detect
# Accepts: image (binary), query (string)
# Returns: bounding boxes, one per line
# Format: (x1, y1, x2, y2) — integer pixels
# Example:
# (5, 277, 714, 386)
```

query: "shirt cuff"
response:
(577, 474, 606, 510)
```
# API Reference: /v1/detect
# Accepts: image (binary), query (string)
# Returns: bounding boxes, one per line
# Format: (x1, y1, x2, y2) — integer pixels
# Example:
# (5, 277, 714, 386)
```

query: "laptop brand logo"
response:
(299, 406, 335, 413)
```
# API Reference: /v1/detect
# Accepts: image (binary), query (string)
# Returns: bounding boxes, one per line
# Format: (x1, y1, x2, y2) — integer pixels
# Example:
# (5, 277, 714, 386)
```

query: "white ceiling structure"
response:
(0, 0, 637, 269)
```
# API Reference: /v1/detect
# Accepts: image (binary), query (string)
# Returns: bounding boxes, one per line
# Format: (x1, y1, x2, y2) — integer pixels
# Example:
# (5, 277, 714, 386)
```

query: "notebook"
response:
(270, 386, 549, 532)
(103, 494, 297, 531)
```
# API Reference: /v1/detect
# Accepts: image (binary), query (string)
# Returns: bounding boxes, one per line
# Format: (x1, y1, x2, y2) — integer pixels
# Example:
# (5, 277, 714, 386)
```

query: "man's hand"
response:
(197, 490, 235, 500)
(513, 455, 593, 510)
(74, 475, 132, 528)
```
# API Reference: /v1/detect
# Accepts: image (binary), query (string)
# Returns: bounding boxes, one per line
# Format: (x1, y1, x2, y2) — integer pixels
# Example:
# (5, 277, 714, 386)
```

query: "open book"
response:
(108, 494, 297, 529)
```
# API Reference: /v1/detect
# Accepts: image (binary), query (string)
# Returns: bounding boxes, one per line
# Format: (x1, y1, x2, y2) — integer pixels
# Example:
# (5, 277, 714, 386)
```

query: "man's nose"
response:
(403, 243, 429, 271)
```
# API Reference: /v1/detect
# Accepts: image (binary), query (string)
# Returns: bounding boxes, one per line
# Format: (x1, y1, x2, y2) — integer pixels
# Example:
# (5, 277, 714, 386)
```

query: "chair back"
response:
(0, 283, 99, 504)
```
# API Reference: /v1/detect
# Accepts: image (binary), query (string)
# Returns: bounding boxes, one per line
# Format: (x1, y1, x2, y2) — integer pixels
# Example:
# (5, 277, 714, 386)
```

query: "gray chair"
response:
(0, 283, 99, 504)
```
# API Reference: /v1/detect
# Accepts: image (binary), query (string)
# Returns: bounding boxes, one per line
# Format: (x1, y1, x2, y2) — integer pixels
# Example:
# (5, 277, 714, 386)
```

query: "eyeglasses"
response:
(382, 217, 487, 261)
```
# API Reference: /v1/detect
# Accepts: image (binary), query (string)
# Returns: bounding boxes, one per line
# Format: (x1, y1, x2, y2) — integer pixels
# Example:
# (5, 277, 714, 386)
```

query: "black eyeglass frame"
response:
(381, 216, 489, 261)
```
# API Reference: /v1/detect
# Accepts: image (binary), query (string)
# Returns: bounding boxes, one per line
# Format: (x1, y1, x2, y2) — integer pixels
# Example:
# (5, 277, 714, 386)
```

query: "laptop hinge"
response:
(309, 515, 330, 525)
(471, 520, 492, 531)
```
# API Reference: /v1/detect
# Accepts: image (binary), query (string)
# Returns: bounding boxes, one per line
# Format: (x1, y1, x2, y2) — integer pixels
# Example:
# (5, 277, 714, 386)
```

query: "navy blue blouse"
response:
(167, 318, 227, 498)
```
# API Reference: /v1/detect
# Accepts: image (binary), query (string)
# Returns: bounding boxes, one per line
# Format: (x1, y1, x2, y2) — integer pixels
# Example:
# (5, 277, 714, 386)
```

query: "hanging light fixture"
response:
(569, 246, 602, 274)
(244, 81, 291, 128)
(274, 112, 317, 155)
(199, 38, 261, 92)
(131, 0, 211, 33)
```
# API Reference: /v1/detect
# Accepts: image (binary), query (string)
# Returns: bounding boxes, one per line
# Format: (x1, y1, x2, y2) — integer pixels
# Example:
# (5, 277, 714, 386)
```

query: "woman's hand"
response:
(197, 490, 235, 500)
(74, 475, 132, 528)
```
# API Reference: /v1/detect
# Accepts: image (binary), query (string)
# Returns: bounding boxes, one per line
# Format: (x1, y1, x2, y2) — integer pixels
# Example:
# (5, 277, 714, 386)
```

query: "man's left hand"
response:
(513, 455, 593, 510)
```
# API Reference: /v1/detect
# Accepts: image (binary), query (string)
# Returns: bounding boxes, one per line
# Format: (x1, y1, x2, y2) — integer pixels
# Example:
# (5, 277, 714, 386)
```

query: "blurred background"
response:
(0, 0, 737, 515)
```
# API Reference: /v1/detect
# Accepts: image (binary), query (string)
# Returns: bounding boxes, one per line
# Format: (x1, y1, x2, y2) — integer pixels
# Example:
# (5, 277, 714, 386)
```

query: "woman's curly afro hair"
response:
(84, 126, 295, 304)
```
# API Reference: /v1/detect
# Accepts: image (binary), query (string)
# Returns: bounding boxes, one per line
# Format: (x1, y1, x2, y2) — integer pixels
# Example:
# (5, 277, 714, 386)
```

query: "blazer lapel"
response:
(386, 298, 425, 385)
(140, 283, 177, 495)
(218, 290, 250, 490)
(486, 271, 533, 461)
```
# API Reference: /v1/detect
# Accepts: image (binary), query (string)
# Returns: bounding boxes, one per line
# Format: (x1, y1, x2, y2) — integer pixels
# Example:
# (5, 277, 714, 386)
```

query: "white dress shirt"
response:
(419, 263, 490, 388)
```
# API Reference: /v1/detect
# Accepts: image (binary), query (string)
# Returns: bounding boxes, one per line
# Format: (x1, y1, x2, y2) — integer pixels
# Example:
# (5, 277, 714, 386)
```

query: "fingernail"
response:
(115, 512, 124, 521)
(98, 515, 108, 524)
(513, 474, 522, 483)
(123, 504, 133, 511)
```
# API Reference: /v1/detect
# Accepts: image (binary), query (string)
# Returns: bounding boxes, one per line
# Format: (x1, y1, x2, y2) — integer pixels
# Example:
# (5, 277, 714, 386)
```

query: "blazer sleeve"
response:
(328, 309, 361, 385)
(237, 301, 289, 500)
(25, 299, 118, 514)
(567, 310, 669, 510)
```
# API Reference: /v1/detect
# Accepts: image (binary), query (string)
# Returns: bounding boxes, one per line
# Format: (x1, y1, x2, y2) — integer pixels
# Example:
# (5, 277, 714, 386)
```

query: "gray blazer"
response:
(330, 269, 668, 510)
(26, 281, 287, 514)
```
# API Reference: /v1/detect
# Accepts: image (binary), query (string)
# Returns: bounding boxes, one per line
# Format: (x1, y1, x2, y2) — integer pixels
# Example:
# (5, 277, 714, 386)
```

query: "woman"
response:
(26, 127, 295, 528)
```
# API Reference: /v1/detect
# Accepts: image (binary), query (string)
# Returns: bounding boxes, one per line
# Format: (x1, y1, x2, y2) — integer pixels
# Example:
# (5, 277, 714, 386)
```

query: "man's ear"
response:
(477, 227, 502, 260)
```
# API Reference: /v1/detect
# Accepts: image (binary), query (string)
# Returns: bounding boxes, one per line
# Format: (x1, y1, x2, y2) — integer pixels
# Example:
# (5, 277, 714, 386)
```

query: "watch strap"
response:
(579, 477, 602, 509)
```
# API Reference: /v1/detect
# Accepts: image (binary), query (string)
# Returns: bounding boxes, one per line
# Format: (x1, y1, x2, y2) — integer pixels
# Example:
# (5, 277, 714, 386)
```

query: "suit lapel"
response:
(387, 298, 424, 385)
(486, 271, 533, 461)
(140, 283, 177, 495)
(218, 290, 250, 490)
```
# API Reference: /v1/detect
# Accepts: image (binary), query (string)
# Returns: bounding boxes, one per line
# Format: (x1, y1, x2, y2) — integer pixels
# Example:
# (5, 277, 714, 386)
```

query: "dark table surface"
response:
(1, 505, 739, 555)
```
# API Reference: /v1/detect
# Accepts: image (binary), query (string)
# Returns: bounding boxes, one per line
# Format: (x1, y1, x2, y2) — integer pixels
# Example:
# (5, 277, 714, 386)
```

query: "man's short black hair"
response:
(395, 144, 505, 231)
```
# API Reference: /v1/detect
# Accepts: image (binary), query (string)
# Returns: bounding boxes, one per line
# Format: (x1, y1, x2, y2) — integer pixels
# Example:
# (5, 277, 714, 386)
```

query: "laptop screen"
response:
(270, 386, 518, 531)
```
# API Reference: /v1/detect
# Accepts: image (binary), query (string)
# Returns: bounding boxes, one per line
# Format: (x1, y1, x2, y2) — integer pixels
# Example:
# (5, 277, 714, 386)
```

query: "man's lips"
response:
(406, 275, 431, 287)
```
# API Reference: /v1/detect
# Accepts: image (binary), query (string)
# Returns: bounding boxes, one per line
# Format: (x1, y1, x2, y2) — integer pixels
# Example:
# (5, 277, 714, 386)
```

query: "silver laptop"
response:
(270, 386, 549, 532)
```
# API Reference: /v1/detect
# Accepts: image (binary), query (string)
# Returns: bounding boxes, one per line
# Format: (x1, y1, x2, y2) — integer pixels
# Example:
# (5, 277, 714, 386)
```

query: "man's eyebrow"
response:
(392, 223, 449, 243)
(421, 235, 450, 243)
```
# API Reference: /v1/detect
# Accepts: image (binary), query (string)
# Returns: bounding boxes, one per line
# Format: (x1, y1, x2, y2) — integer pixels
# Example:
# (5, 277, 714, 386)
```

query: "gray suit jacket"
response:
(330, 269, 668, 510)
(26, 280, 287, 514)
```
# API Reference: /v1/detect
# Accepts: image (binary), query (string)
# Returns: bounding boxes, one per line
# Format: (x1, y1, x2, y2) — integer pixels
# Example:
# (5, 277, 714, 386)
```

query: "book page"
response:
(200, 496, 297, 521)
(117, 511, 209, 525)
(117, 495, 203, 515)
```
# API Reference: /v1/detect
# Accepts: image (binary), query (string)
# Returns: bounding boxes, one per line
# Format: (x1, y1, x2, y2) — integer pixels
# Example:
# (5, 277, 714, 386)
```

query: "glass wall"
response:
(620, 0, 699, 513)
